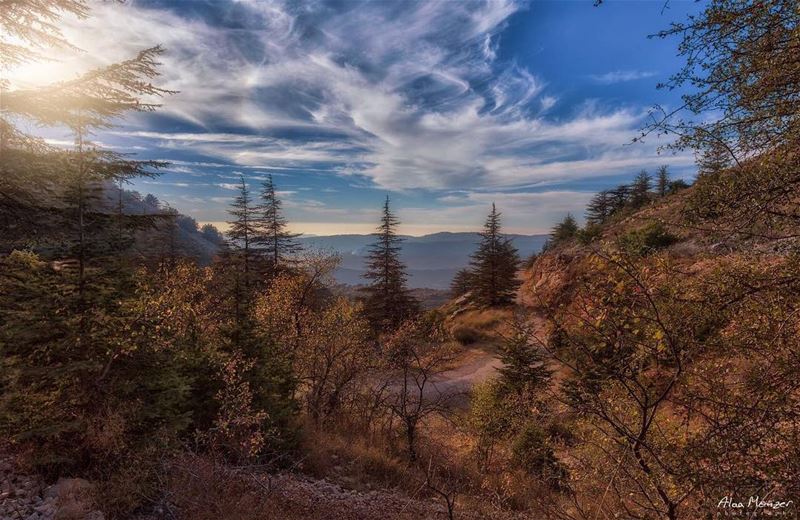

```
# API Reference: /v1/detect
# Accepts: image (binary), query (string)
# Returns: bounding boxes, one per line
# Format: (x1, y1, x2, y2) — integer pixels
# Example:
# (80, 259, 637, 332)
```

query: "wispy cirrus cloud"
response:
(589, 70, 657, 84)
(6, 0, 693, 232)
(19, 1, 683, 190)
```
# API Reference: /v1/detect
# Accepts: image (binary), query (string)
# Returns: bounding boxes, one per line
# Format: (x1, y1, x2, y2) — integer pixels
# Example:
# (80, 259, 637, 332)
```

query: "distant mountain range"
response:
(298, 232, 548, 289)
(114, 186, 547, 289)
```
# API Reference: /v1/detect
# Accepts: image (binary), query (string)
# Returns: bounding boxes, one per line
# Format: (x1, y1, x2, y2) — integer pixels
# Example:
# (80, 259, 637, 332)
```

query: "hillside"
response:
(105, 185, 224, 265)
(512, 165, 800, 518)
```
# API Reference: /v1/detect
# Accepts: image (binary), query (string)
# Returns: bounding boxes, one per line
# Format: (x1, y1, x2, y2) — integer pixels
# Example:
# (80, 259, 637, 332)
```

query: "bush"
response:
(545, 420, 577, 447)
(452, 325, 481, 345)
(618, 222, 677, 256)
(467, 380, 513, 467)
(576, 223, 603, 245)
(511, 423, 568, 490)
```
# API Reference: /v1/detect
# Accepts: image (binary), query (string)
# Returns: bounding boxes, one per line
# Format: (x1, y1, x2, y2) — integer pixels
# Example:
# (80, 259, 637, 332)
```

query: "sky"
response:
(9, 0, 705, 235)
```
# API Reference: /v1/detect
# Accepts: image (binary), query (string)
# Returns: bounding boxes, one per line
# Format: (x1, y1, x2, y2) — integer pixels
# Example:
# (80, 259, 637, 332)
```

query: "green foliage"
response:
(497, 319, 551, 395)
(0, 252, 194, 479)
(221, 318, 298, 454)
(468, 204, 521, 307)
(467, 380, 514, 466)
(510, 423, 567, 488)
(576, 223, 603, 245)
(618, 222, 676, 256)
(449, 267, 473, 298)
(361, 196, 419, 331)
(550, 213, 578, 244)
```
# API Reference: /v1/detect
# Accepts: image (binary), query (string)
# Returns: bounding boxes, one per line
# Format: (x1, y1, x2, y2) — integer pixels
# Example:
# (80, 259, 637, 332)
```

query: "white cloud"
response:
(589, 70, 657, 84)
(142, 180, 191, 188)
(9, 1, 689, 196)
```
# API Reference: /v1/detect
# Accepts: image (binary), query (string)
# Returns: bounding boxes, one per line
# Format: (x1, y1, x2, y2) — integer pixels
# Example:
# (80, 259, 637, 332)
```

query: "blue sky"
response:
(11, 0, 704, 235)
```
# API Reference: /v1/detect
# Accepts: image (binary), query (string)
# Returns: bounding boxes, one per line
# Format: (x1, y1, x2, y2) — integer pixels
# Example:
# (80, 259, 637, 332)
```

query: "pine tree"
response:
(144, 193, 160, 208)
(226, 176, 261, 285)
(630, 170, 652, 207)
(668, 179, 690, 194)
(585, 191, 611, 225)
(609, 184, 631, 213)
(696, 140, 733, 176)
(498, 318, 552, 395)
(0, 0, 87, 154)
(0, 0, 88, 71)
(2, 46, 172, 293)
(254, 174, 301, 270)
(469, 204, 520, 307)
(450, 268, 474, 298)
(361, 196, 418, 331)
(655, 165, 670, 197)
(550, 213, 578, 243)
(200, 223, 225, 245)
(219, 314, 298, 452)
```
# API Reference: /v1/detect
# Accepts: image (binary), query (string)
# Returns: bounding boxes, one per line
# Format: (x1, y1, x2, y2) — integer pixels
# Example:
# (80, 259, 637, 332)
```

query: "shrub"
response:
(618, 222, 677, 256)
(511, 423, 568, 490)
(467, 380, 513, 467)
(576, 223, 603, 245)
(452, 325, 481, 345)
(545, 420, 577, 447)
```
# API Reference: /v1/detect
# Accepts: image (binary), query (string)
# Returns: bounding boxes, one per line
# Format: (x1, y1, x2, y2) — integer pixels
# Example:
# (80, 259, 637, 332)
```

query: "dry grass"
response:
(166, 453, 296, 520)
(298, 427, 413, 491)
(448, 308, 513, 345)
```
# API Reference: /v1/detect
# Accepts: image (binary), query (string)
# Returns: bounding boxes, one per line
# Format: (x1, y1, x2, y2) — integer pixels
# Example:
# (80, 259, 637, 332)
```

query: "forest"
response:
(1, 1, 799, 519)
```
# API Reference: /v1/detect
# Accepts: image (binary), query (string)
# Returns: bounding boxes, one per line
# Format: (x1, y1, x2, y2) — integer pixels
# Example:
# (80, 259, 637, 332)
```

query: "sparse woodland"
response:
(1, 1, 799, 519)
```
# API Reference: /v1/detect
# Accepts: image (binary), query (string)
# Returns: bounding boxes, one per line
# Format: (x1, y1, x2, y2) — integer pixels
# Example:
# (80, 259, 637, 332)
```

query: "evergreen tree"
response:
(450, 268, 474, 298)
(668, 179, 690, 194)
(226, 176, 260, 285)
(469, 204, 520, 307)
(254, 174, 301, 270)
(200, 223, 225, 245)
(0, 1, 88, 71)
(361, 196, 418, 331)
(630, 170, 652, 207)
(585, 190, 611, 225)
(550, 213, 578, 243)
(2, 45, 172, 292)
(696, 140, 733, 176)
(0, 5, 168, 254)
(0, 6, 185, 486)
(498, 318, 552, 395)
(144, 193, 161, 209)
(609, 184, 631, 212)
(656, 165, 670, 197)
(219, 314, 298, 452)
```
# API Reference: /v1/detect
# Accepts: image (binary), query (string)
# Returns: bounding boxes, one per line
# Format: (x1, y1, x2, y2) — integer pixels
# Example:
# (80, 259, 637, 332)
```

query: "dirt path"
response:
(422, 315, 548, 406)
(423, 347, 502, 404)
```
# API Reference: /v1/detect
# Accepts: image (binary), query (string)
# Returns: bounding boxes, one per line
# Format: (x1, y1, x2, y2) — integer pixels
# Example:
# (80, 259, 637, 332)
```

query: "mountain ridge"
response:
(298, 232, 547, 289)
